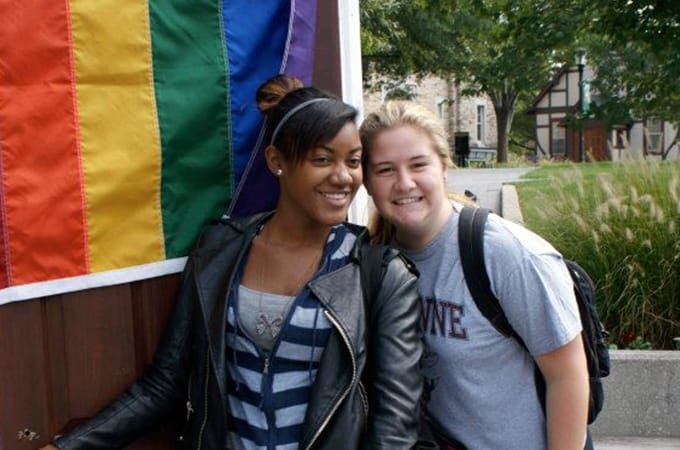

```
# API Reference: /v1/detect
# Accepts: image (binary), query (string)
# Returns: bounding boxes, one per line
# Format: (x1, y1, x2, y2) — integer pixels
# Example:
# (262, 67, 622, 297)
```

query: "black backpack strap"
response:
(458, 206, 515, 338)
(360, 242, 390, 309)
(458, 206, 546, 413)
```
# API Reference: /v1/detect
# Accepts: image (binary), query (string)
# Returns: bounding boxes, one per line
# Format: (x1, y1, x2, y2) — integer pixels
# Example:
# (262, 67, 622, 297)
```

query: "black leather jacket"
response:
(55, 213, 423, 450)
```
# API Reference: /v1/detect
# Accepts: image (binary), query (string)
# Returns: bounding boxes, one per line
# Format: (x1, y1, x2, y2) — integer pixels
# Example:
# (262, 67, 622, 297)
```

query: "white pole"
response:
(338, 0, 370, 225)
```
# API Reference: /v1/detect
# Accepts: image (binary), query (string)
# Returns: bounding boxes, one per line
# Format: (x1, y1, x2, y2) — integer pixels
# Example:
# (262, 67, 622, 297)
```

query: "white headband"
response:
(269, 98, 330, 145)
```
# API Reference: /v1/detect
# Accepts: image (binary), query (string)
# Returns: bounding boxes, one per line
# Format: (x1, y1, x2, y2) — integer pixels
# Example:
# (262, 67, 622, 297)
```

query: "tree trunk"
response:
(490, 90, 517, 164)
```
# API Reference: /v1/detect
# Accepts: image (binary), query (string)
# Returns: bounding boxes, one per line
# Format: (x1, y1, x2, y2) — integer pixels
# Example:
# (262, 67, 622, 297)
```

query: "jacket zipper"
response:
(261, 355, 276, 450)
(185, 371, 195, 422)
(358, 381, 369, 428)
(179, 371, 196, 443)
(196, 350, 210, 450)
(303, 309, 357, 450)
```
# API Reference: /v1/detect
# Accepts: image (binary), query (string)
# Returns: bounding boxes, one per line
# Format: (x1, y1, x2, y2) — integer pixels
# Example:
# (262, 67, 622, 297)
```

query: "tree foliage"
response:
(361, 0, 680, 161)
(361, 0, 584, 162)
(580, 0, 680, 124)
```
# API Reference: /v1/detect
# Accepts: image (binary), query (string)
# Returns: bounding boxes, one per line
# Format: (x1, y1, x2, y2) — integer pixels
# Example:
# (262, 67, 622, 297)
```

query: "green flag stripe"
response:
(150, 0, 231, 257)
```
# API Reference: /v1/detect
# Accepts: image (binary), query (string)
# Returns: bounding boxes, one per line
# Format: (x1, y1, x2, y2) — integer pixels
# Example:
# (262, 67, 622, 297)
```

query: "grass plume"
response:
(517, 161, 680, 349)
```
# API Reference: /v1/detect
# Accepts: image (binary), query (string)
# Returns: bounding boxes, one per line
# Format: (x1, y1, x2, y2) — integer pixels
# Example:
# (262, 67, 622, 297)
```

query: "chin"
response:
(306, 210, 342, 227)
(389, 210, 424, 226)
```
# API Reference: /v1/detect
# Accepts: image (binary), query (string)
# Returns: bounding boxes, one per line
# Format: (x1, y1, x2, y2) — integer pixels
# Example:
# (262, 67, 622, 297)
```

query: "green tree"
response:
(361, 0, 585, 163)
(580, 0, 680, 148)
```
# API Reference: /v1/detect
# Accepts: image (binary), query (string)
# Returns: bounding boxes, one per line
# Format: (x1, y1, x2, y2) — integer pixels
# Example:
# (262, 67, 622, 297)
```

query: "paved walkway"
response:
(446, 167, 535, 213)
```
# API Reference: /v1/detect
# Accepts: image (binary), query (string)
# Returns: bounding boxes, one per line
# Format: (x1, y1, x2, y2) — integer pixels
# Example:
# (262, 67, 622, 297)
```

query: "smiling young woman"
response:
(41, 77, 424, 450)
(361, 101, 591, 450)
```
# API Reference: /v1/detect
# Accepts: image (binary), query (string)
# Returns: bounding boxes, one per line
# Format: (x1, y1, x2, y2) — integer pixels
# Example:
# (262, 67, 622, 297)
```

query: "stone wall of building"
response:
(362, 75, 498, 151)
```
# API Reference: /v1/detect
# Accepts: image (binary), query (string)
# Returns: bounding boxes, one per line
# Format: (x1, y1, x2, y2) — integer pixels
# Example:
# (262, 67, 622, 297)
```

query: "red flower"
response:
(624, 330, 636, 343)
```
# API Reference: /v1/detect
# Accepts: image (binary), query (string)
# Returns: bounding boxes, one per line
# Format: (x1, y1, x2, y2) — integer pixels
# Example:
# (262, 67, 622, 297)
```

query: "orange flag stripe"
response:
(0, 0, 89, 286)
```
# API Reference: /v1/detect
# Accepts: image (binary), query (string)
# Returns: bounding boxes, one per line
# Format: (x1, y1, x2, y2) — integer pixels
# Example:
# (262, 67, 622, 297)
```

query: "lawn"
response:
(515, 160, 680, 349)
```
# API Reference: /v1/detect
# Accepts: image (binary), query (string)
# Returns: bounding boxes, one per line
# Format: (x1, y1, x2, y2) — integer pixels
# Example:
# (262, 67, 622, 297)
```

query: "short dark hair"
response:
(256, 75, 358, 164)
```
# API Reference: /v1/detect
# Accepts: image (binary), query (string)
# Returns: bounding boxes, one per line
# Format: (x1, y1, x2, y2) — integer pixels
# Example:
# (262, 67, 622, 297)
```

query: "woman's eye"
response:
(347, 157, 361, 168)
(375, 166, 393, 175)
(313, 156, 330, 164)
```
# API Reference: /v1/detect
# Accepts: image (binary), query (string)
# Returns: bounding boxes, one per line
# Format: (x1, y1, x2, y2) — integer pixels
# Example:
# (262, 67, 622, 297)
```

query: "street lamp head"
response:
(575, 48, 587, 67)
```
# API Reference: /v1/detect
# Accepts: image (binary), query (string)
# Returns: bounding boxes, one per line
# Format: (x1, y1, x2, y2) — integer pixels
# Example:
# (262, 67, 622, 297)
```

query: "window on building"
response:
(614, 128, 626, 149)
(476, 105, 486, 141)
(551, 121, 566, 156)
(436, 97, 446, 119)
(384, 82, 418, 101)
(645, 119, 664, 154)
(404, 83, 418, 97)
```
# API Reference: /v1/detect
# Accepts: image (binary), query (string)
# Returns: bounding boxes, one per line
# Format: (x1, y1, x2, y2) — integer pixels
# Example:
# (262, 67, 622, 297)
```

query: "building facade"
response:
(363, 76, 498, 160)
(528, 65, 679, 162)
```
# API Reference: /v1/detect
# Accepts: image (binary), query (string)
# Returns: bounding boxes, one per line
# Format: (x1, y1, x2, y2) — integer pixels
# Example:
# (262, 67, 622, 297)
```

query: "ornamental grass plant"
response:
(516, 160, 680, 349)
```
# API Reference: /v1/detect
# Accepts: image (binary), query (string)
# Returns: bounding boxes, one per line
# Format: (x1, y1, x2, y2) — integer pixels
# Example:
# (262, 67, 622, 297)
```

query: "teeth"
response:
(322, 192, 347, 200)
(394, 197, 419, 205)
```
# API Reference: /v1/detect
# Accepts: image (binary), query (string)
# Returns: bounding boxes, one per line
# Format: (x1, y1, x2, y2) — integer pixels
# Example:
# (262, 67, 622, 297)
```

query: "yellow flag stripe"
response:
(71, 0, 164, 271)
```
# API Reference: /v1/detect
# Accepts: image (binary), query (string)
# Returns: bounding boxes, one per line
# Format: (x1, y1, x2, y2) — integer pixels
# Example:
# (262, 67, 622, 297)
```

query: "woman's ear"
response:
(264, 145, 283, 176)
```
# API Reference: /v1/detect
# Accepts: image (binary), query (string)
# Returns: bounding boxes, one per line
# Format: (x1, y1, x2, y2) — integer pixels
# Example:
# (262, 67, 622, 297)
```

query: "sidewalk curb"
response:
(594, 436, 680, 450)
(500, 184, 523, 224)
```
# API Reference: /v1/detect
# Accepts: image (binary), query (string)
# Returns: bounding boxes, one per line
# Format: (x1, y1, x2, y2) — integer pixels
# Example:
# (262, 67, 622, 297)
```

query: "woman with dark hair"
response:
(41, 76, 423, 450)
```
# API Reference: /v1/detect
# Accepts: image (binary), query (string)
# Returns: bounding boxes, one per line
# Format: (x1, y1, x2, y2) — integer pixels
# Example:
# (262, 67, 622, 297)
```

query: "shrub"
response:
(516, 160, 680, 349)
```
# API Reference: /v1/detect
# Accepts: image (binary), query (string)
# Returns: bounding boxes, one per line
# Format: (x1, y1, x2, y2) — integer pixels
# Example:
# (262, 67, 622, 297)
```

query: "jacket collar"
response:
(191, 213, 370, 408)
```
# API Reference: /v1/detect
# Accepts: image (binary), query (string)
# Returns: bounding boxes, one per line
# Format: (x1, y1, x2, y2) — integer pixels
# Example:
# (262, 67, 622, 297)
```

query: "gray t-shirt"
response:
(398, 206, 581, 450)
(238, 285, 295, 352)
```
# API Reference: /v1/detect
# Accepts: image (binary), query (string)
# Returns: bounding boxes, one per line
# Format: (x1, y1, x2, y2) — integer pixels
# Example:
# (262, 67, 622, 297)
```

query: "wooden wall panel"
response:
(0, 299, 51, 449)
(130, 275, 181, 374)
(0, 276, 182, 449)
(60, 284, 137, 420)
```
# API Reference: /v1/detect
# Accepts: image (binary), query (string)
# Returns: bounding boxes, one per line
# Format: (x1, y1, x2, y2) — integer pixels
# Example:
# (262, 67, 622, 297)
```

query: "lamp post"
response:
(576, 49, 586, 162)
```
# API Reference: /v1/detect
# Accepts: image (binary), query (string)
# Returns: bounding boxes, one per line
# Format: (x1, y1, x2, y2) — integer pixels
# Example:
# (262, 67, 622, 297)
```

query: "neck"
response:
(264, 213, 331, 249)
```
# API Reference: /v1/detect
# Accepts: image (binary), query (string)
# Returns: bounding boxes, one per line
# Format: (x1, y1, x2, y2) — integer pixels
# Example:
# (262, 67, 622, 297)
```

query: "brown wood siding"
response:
(0, 2, 342, 448)
(0, 276, 182, 449)
(570, 124, 609, 161)
(313, 0, 341, 96)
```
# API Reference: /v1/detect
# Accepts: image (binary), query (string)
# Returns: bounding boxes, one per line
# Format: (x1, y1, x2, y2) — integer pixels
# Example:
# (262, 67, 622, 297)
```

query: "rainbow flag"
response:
(0, 0, 317, 304)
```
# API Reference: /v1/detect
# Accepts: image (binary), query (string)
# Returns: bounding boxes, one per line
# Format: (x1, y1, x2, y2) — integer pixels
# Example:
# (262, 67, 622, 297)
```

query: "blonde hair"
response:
(360, 101, 456, 244)
(360, 101, 454, 171)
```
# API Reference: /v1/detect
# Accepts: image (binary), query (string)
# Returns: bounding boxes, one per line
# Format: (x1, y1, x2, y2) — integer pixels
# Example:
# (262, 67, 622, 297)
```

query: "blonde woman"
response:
(360, 101, 590, 450)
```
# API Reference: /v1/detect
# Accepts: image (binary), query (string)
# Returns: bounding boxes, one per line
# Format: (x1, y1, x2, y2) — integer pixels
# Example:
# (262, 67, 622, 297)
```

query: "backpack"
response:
(359, 242, 392, 305)
(458, 206, 610, 424)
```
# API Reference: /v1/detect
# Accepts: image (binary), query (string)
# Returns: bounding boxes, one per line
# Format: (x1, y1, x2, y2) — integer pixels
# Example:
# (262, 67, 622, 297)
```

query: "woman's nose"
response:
(331, 163, 354, 184)
(395, 169, 416, 191)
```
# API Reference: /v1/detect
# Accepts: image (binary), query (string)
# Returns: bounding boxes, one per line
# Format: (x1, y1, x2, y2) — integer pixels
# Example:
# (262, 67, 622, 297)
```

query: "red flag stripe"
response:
(0, 0, 88, 286)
